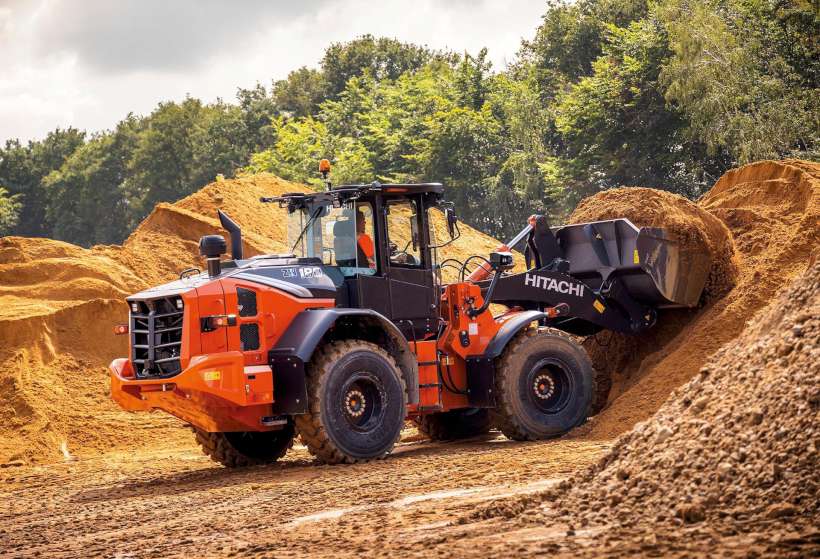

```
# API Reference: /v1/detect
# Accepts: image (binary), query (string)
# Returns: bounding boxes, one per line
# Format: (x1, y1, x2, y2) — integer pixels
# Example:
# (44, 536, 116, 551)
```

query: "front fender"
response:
(483, 310, 547, 359)
(270, 308, 419, 404)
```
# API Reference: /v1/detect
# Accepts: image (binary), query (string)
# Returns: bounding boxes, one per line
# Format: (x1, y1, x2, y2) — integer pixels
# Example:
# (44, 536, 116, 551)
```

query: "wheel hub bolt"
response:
(533, 374, 555, 399)
(345, 390, 367, 417)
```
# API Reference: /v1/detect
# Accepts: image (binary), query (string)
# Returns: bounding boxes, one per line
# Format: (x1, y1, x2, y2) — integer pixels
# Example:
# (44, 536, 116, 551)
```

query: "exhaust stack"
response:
(217, 210, 243, 260)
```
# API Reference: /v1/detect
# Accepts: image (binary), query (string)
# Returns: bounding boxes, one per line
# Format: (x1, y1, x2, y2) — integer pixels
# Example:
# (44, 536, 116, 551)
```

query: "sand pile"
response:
(0, 174, 507, 465)
(474, 257, 819, 556)
(570, 188, 739, 413)
(571, 187, 738, 302)
(579, 160, 819, 435)
(1, 161, 816, 465)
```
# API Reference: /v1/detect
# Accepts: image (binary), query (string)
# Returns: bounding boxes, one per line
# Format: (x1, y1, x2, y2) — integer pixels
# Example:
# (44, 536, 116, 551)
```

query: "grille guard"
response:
(129, 295, 184, 378)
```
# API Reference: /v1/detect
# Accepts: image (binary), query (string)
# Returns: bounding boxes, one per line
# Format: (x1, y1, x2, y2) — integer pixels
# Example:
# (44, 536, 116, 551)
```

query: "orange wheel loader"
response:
(109, 163, 708, 466)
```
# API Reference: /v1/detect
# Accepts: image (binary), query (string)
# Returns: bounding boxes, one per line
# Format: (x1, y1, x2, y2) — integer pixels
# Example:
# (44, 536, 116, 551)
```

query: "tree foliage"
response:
(0, 9, 816, 247)
(0, 186, 22, 235)
(321, 34, 444, 99)
(659, 0, 819, 163)
(0, 128, 85, 237)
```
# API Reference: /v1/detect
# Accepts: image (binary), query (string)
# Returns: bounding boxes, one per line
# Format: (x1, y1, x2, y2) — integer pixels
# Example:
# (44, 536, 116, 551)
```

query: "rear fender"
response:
(270, 308, 419, 405)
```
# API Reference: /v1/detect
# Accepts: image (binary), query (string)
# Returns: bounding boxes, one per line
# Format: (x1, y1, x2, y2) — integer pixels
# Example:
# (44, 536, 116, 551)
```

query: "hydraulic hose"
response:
(466, 268, 502, 318)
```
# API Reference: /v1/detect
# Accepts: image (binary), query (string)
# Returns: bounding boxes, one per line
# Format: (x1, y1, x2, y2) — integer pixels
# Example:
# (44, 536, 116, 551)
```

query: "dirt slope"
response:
(0, 174, 507, 465)
(577, 160, 819, 438)
(462, 258, 819, 557)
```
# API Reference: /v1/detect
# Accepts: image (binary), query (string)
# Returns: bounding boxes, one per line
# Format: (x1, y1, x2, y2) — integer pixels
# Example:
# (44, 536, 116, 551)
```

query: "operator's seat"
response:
(333, 219, 357, 267)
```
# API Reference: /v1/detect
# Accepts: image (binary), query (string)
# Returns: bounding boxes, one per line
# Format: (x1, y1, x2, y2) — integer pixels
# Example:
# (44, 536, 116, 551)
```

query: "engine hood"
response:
(229, 256, 337, 299)
(127, 255, 338, 301)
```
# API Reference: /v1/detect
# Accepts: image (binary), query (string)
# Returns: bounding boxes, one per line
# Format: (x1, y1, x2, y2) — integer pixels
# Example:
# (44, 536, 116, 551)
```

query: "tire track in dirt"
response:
(0, 436, 607, 558)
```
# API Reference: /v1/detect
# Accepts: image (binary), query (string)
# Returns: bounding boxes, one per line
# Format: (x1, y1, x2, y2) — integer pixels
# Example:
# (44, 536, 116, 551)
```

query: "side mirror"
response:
(445, 208, 458, 239)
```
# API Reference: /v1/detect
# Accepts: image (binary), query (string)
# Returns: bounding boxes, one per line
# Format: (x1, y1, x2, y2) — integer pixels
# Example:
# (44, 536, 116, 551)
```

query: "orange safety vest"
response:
(357, 234, 375, 267)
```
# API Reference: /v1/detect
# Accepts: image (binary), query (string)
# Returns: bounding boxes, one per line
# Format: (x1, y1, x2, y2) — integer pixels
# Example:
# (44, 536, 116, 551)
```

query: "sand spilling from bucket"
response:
(0, 174, 508, 464)
(570, 187, 738, 302)
(569, 188, 739, 414)
(577, 160, 819, 438)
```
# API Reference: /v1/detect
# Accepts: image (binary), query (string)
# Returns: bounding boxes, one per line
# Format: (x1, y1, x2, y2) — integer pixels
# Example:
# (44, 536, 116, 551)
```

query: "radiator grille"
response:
(130, 296, 184, 378)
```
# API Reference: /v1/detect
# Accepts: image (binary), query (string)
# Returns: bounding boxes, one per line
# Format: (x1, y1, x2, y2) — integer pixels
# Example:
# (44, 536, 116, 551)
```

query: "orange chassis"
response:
(110, 279, 517, 433)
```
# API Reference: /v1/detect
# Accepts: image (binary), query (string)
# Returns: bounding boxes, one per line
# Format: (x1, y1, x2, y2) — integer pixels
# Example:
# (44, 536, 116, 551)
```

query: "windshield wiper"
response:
(290, 207, 323, 254)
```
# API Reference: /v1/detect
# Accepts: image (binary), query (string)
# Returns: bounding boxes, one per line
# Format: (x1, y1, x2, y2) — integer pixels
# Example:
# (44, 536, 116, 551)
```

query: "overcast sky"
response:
(0, 0, 546, 144)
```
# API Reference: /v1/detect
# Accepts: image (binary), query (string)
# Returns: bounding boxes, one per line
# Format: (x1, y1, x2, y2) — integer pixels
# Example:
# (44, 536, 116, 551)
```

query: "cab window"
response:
(385, 199, 422, 267)
(289, 202, 376, 277)
(323, 202, 375, 277)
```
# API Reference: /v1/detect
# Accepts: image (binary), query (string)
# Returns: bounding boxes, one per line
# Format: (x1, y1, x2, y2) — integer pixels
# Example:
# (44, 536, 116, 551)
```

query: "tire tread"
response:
(294, 339, 407, 464)
(491, 327, 596, 441)
(194, 427, 294, 468)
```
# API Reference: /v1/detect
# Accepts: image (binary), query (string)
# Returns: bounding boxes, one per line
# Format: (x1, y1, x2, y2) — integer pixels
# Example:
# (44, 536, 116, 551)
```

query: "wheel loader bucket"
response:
(554, 218, 709, 308)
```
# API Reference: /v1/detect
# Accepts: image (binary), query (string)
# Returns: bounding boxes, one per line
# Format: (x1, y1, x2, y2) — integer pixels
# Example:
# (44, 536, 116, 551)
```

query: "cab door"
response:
(381, 196, 438, 339)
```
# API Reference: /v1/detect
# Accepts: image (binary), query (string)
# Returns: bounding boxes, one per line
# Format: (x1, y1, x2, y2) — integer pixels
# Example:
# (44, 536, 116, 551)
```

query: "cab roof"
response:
(261, 182, 445, 211)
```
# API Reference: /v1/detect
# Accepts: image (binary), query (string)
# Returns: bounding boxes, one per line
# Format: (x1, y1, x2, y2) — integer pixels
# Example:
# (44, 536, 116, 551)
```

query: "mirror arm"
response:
(429, 220, 461, 249)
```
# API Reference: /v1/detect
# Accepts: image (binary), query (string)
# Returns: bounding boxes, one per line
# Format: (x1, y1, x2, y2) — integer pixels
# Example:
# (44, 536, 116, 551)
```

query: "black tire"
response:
(295, 340, 407, 464)
(492, 328, 594, 441)
(414, 408, 492, 441)
(194, 423, 295, 468)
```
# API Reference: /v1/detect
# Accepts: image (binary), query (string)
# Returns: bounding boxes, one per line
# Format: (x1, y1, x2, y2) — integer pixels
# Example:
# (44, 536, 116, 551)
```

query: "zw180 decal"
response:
(299, 267, 324, 279)
(524, 273, 586, 297)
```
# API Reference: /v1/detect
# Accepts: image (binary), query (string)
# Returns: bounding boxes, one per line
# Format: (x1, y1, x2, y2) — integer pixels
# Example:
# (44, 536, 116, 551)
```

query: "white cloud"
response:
(0, 0, 546, 143)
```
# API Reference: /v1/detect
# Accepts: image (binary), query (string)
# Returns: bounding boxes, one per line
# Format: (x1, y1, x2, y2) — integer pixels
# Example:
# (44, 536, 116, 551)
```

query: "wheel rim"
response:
(525, 358, 573, 414)
(341, 371, 386, 432)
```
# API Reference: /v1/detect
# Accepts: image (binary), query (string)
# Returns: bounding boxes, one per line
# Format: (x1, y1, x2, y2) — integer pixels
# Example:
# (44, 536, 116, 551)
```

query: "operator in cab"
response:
(356, 209, 375, 268)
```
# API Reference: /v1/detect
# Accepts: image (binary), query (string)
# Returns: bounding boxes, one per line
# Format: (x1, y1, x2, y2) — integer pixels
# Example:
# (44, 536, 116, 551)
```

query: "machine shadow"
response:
(69, 434, 517, 504)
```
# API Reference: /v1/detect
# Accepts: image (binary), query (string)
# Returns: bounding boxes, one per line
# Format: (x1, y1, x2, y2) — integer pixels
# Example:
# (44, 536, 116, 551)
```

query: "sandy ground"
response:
(0, 430, 607, 558)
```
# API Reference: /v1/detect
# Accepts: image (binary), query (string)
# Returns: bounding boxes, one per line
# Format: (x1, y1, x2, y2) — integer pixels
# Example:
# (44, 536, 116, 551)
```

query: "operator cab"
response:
(266, 177, 455, 341)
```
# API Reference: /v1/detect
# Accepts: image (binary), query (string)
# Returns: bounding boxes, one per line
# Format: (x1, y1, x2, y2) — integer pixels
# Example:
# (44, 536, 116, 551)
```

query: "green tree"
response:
(484, 73, 566, 235)
(322, 65, 456, 181)
(247, 116, 331, 186)
(272, 67, 328, 117)
(125, 98, 203, 220)
(0, 128, 85, 236)
(44, 118, 140, 245)
(247, 116, 374, 187)
(553, 18, 725, 200)
(519, 0, 648, 99)
(190, 101, 255, 187)
(454, 48, 492, 110)
(658, 0, 819, 162)
(413, 106, 507, 232)
(237, 84, 279, 149)
(321, 35, 442, 99)
(0, 186, 22, 235)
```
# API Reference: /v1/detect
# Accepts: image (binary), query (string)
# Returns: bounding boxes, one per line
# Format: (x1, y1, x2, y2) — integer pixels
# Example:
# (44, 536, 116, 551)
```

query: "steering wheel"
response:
(389, 240, 417, 265)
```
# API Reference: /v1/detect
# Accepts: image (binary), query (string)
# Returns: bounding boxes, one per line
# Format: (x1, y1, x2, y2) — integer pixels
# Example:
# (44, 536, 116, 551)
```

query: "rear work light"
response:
(113, 324, 129, 335)
(201, 314, 237, 332)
